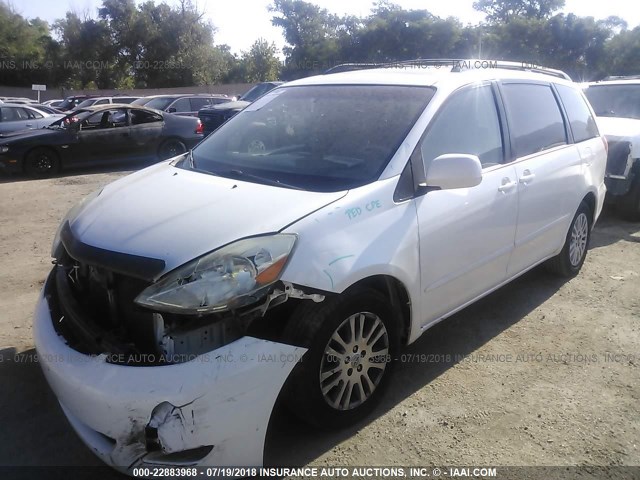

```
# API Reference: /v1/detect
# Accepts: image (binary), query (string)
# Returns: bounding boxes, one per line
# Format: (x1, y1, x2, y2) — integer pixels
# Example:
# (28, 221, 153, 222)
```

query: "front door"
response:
(73, 108, 133, 165)
(415, 83, 519, 327)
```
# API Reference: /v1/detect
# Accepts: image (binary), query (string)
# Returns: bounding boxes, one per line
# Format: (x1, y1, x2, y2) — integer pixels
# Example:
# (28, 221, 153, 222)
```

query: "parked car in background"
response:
(0, 96, 38, 104)
(33, 61, 605, 474)
(0, 104, 204, 176)
(73, 96, 140, 109)
(132, 94, 232, 117)
(584, 77, 640, 219)
(198, 81, 283, 135)
(0, 104, 65, 134)
(43, 99, 64, 108)
(57, 95, 98, 112)
(31, 104, 65, 115)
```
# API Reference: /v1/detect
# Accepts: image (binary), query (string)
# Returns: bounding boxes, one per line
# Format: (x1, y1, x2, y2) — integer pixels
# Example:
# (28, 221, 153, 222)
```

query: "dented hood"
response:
(69, 162, 346, 277)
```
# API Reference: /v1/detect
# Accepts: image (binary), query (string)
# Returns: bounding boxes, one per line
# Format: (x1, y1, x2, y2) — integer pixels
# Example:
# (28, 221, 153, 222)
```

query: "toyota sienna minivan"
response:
(34, 60, 607, 474)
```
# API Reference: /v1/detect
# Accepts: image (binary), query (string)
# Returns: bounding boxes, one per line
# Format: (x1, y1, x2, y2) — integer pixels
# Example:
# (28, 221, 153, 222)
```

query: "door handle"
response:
(498, 178, 517, 193)
(519, 170, 535, 184)
(26, 123, 33, 128)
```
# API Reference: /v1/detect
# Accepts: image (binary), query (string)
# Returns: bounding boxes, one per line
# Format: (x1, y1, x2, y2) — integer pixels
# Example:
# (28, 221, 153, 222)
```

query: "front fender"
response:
(280, 176, 422, 343)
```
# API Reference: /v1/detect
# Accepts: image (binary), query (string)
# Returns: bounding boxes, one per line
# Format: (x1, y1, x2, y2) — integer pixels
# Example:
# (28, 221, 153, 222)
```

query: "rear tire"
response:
(282, 288, 399, 429)
(24, 147, 60, 177)
(158, 139, 187, 160)
(545, 201, 592, 277)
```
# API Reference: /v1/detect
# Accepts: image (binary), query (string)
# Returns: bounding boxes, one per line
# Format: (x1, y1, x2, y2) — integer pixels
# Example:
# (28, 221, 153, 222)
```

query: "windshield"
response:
(132, 97, 152, 106)
(58, 97, 83, 110)
(141, 97, 175, 111)
(75, 99, 98, 109)
(584, 85, 640, 120)
(239, 83, 276, 102)
(188, 85, 434, 192)
(47, 109, 93, 129)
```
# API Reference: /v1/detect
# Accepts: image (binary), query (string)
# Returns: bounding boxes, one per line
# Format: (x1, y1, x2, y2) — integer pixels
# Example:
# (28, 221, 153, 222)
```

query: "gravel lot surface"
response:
(0, 168, 638, 478)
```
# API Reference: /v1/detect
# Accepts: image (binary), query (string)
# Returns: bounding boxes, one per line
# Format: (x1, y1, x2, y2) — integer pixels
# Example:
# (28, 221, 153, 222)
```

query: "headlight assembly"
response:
(134, 234, 296, 314)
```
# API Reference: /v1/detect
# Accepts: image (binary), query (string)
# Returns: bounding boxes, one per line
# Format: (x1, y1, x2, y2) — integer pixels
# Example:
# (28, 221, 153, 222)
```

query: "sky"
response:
(10, 0, 640, 55)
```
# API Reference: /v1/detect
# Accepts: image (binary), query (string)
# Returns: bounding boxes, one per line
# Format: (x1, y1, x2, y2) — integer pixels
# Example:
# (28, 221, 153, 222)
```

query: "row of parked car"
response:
(0, 82, 282, 175)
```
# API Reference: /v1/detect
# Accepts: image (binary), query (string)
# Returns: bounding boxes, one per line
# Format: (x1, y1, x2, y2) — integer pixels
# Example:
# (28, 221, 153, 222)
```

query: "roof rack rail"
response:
(601, 75, 640, 81)
(324, 58, 572, 81)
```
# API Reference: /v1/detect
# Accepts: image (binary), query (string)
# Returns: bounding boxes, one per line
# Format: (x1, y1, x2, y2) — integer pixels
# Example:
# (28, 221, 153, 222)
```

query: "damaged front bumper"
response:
(33, 277, 306, 473)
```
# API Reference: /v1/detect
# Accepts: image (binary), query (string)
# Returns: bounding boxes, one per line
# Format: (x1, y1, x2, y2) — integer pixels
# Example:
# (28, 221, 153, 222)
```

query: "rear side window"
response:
(190, 97, 211, 111)
(502, 83, 567, 158)
(172, 98, 191, 112)
(130, 109, 162, 125)
(556, 84, 599, 142)
(25, 108, 43, 119)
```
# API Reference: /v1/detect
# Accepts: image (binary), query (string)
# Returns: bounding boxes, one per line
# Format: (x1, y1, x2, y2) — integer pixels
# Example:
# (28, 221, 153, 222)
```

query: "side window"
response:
(171, 98, 191, 112)
(25, 108, 43, 119)
(190, 97, 211, 111)
(1, 107, 22, 121)
(130, 109, 162, 125)
(421, 85, 504, 169)
(95, 99, 110, 105)
(556, 84, 599, 143)
(81, 109, 127, 130)
(501, 83, 567, 158)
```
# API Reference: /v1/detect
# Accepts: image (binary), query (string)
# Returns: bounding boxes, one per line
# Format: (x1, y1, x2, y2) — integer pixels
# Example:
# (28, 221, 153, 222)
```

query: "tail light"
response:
(195, 120, 204, 135)
(601, 135, 608, 155)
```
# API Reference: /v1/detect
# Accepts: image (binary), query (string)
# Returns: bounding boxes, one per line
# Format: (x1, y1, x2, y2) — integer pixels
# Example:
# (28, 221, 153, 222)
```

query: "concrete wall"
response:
(0, 83, 256, 102)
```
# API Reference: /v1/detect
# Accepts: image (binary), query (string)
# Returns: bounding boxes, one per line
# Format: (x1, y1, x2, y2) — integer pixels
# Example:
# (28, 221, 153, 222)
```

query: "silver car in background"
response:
(0, 104, 65, 135)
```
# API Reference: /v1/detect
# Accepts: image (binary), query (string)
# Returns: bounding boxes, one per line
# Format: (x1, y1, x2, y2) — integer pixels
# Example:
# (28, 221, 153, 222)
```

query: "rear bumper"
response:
(33, 279, 306, 473)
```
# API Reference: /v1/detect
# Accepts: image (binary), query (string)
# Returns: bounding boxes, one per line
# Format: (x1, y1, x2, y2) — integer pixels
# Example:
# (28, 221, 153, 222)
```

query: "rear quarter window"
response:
(556, 84, 599, 143)
(501, 83, 567, 158)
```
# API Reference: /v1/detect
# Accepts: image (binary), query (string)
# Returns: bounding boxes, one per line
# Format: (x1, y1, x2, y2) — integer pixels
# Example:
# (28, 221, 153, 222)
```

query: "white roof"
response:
(285, 66, 575, 91)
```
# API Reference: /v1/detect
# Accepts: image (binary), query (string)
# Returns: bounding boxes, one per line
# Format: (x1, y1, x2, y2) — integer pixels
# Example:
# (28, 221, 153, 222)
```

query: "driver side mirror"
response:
(167, 107, 177, 113)
(424, 154, 482, 190)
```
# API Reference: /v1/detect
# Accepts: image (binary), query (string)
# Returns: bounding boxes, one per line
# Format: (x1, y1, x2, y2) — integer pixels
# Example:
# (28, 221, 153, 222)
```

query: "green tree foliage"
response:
(270, 0, 345, 78)
(1, 0, 639, 89)
(473, 0, 565, 23)
(605, 26, 640, 77)
(234, 39, 282, 82)
(0, 3, 61, 86)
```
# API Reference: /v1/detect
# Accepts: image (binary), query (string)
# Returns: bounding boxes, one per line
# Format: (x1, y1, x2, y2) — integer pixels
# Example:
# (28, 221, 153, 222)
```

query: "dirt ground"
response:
(0, 167, 638, 477)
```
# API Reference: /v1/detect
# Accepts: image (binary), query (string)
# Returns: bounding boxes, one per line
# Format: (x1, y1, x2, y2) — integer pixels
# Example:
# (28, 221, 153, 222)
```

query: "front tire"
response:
(545, 201, 592, 277)
(282, 288, 399, 429)
(617, 172, 640, 221)
(24, 147, 60, 177)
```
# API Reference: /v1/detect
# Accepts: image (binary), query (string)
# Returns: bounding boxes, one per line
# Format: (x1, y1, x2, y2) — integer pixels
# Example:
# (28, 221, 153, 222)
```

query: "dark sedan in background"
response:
(132, 94, 232, 117)
(198, 82, 283, 135)
(0, 104, 204, 176)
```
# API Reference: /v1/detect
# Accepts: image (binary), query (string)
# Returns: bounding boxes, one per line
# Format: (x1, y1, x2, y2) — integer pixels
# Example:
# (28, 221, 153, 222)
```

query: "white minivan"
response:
(34, 61, 607, 473)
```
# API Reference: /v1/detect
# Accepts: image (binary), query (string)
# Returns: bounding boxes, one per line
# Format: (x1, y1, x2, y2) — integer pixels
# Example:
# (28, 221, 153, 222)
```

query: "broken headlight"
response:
(134, 234, 296, 314)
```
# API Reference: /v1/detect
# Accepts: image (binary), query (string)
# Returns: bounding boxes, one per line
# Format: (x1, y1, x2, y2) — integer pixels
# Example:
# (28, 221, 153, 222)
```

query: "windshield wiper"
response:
(224, 169, 304, 190)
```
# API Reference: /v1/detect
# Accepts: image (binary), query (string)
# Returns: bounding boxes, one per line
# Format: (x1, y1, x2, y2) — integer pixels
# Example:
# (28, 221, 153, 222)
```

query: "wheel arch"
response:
(581, 191, 596, 226)
(22, 145, 61, 173)
(157, 136, 187, 159)
(340, 274, 412, 346)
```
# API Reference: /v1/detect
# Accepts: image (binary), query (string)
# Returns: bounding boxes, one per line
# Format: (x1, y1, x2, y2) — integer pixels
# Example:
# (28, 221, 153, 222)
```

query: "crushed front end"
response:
(34, 226, 308, 473)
